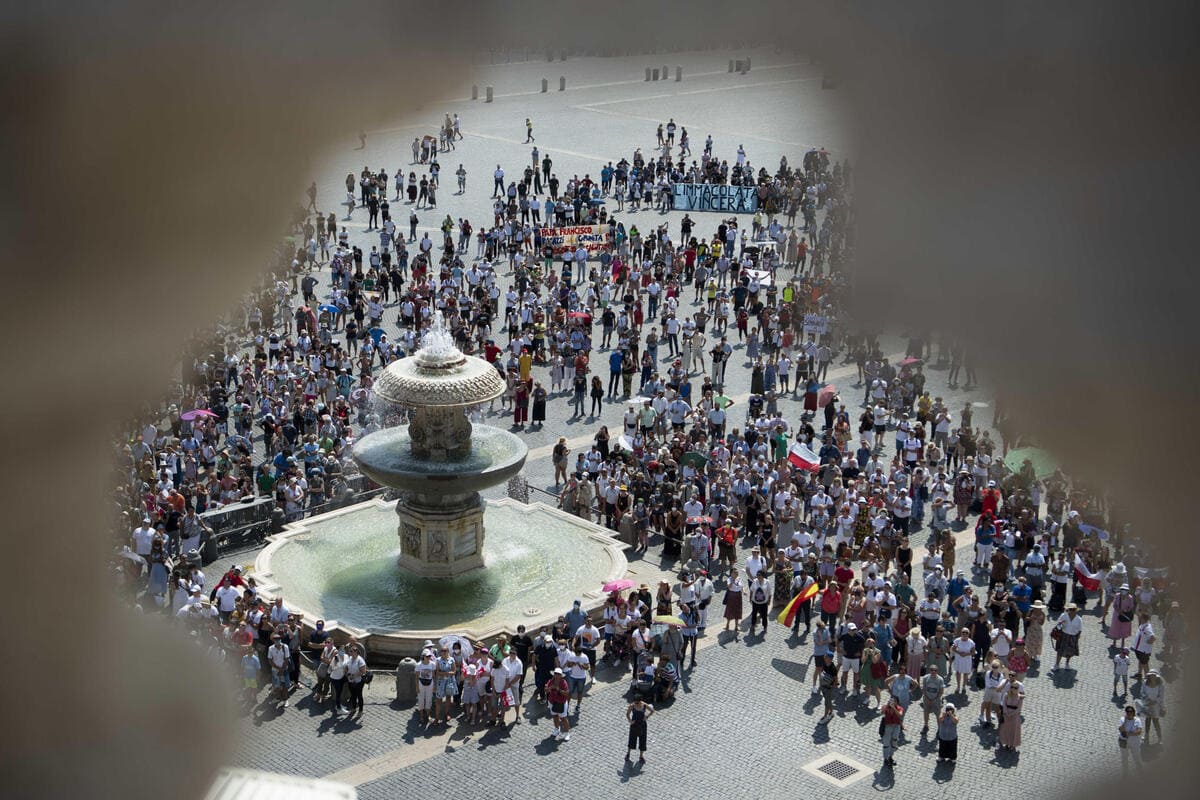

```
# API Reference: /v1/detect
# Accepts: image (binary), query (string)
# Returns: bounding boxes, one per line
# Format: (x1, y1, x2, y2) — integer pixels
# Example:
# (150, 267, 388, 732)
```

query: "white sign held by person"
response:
(802, 314, 829, 335)
(539, 224, 613, 259)
(671, 183, 758, 213)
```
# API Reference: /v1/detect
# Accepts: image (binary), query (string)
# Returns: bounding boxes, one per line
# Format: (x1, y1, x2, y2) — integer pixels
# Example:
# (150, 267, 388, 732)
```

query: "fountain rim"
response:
(249, 497, 631, 661)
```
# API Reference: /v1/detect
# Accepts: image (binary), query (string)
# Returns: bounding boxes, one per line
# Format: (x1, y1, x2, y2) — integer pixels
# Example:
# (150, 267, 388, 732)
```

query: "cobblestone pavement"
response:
(222, 48, 1184, 797)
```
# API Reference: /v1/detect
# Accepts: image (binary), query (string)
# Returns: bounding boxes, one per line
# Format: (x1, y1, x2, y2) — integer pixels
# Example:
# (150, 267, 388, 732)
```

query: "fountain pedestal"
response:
(395, 492, 486, 577)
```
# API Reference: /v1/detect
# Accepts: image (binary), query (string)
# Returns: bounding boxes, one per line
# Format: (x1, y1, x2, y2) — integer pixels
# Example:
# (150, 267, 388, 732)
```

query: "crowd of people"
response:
(109, 112, 1181, 776)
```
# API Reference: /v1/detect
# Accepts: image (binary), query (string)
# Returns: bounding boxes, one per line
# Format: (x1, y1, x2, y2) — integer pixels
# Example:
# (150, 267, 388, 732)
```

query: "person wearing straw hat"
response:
(1139, 670, 1165, 743)
(1107, 583, 1137, 646)
(1025, 600, 1047, 662)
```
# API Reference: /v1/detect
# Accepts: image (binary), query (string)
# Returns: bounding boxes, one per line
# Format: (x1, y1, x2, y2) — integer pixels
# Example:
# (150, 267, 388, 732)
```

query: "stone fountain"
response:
(351, 313, 526, 577)
(250, 313, 637, 659)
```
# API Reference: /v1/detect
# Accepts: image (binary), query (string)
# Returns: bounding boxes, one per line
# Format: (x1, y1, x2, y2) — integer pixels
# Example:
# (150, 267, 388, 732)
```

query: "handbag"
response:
(363, 670, 374, 685)
(878, 718, 886, 737)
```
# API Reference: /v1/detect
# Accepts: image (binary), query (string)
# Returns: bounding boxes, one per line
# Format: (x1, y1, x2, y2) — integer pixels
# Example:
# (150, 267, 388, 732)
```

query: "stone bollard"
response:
(735, 59, 744, 73)
(652, 68, 660, 80)
(676, 66, 682, 82)
(646, 67, 652, 81)
(395, 657, 417, 703)
(744, 57, 751, 72)
(662, 65, 668, 80)
(541, 78, 548, 93)
(485, 86, 493, 103)
(559, 76, 566, 91)
(729, 59, 735, 73)
(471, 84, 478, 100)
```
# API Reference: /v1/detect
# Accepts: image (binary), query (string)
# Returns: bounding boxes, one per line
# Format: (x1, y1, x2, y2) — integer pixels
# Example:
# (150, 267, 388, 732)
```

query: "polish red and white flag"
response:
(787, 442, 820, 472)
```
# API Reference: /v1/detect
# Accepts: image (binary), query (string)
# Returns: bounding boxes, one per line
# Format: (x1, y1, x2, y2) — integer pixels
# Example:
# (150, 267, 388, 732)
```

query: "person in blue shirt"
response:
(947, 571, 970, 611)
(856, 442, 872, 470)
(818, 438, 841, 465)
(608, 350, 624, 398)
(564, 600, 587, 638)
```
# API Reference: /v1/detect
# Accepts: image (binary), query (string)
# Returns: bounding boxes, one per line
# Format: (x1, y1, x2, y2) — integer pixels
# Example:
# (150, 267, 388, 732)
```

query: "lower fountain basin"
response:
(252, 497, 629, 658)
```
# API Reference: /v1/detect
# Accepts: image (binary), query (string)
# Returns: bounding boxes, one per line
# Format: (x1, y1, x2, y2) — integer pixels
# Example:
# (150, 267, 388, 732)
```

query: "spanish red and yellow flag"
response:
(777, 581, 820, 627)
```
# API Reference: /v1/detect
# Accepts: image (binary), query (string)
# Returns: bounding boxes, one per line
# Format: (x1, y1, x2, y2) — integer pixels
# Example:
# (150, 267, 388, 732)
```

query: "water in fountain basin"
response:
(263, 502, 620, 631)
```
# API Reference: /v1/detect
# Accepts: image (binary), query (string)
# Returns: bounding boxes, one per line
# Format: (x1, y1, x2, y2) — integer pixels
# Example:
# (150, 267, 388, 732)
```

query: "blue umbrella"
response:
(318, 304, 340, 315)
(368, 327, 386, 344)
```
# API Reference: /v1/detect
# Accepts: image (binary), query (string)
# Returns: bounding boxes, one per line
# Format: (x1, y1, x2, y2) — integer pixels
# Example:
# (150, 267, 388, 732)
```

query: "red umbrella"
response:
(567, 311, 592, 322)
(686, 515, 713, 526)
(817, 385, 838, 408)
(899, 357, 923, 367)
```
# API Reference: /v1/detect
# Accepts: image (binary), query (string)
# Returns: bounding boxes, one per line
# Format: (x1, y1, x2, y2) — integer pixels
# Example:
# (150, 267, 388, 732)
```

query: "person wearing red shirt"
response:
(483, 341, 502, 363)
(980, 481, 1002, 517)
(834, 560, 855, 616)
(881, 696, 906, 767)
(820, 582, 842, 625)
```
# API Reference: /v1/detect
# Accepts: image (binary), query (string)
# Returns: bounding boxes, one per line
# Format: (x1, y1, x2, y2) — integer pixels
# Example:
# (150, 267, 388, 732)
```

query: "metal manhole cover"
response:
(818, 760, 859, 780)
(802, 753, 871, 788)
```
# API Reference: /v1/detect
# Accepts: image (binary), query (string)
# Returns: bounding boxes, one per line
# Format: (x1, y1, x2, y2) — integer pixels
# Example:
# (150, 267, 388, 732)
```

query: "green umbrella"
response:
(680, 451, 708, 468)
(1003, 446, 1059, 479)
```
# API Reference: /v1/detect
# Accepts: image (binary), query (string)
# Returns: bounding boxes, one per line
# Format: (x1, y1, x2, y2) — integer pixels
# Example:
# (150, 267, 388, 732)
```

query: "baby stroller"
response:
(605, 628, 630, 666)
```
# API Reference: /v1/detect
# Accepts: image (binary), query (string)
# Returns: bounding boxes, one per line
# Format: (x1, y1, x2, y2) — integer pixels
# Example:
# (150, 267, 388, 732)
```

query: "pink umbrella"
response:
(602, 579, 636, 593)
(180, 409, 217, 421)
(817, 385, 838, 408)
(899, 357, 924, 367)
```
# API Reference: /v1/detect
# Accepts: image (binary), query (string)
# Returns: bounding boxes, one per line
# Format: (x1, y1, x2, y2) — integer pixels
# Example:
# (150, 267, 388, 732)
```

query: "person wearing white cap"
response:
(937, 702, 959, 762)
(545, 668, 571, 741)
(415, 650, 436, 725)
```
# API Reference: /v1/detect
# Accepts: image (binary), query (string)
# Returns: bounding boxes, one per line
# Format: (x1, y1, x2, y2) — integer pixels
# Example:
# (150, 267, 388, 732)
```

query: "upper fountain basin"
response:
(352, 424, 528, 494)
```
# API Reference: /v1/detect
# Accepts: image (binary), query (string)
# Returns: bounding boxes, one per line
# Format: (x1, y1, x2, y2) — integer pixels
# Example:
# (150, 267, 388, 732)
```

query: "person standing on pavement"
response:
(1131, 612, 1157, 684)
(435, 646, 458, 725)
(624, 698, 655, 765)
(525, 118, 535, 143)
(1118, 704, 1144, 772)
(919, 664, 946, 734)
(327, 645, 348, 716)
(881, 695, 906, 768)
(545, 668, 572, 742)
(414, 649, 436, 726)
(936, 703, 959, 763)
(996, 677, 1024, 751)
(267, 633, 291, 708)
(498, 648, 524, 726)
(344, 644, 368, 718)
(748, 571, 772, 636)
(1050, 603, 1083, 672)
(723, 567, 744, 638)
(818, 653, 838, 723)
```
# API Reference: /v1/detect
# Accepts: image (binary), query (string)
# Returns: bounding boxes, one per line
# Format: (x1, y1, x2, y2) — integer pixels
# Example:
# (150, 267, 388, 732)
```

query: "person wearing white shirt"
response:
(745, 547, 767, 579)
(344, 645, 369, 716)
(1051, 605, 1084, 672)
(497, 651, 524, 724)
(1117, 705, 1144, 769)
(1131, 614, 1156, 682)
(267, 636, 292, 706)
(214, 584, 241, 621)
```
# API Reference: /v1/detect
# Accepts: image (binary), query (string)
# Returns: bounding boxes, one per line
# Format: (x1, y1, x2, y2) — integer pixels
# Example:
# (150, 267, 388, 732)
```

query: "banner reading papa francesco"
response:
(671, 183, 759, 213)
(538, 224, 614, 259)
